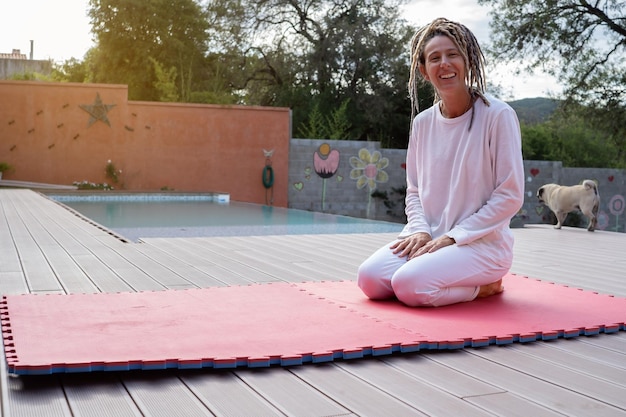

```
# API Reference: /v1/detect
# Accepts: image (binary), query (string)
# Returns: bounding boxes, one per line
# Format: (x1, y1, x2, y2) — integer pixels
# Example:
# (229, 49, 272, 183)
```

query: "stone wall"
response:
(288, 139, 407, 221)
(0, 58, 51, 79)
(289, 139, 626, 232)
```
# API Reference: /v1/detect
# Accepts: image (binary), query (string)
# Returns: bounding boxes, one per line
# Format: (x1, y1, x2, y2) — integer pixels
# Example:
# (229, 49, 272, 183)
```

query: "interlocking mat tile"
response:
(2, 273, 624, 375)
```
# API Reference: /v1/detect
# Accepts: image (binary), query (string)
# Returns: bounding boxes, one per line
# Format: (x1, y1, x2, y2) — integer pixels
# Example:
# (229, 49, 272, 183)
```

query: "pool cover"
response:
(1, 273, 624, 375)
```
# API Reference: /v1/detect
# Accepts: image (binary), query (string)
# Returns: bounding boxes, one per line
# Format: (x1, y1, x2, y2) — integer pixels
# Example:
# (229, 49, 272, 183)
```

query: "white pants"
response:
(357, 240, 509, 307)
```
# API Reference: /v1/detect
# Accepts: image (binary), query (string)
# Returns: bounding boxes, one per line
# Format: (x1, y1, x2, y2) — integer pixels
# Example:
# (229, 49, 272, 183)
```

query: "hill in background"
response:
(507, 97, 559, 124)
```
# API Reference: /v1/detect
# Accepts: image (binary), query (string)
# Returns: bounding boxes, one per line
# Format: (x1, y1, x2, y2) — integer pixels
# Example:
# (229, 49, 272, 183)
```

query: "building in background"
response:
(0, 41, 52, 79)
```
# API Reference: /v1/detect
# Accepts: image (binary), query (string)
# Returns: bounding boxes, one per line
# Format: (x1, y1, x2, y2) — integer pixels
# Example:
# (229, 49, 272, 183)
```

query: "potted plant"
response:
(0, 162, 12, 180)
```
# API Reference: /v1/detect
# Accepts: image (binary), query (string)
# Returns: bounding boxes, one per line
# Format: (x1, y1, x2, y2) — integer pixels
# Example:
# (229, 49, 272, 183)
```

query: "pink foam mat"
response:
(1, 273, 624, 375)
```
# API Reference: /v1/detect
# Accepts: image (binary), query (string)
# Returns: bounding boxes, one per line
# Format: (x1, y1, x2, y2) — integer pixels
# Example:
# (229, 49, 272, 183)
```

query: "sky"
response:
(0, 0, 560, 100)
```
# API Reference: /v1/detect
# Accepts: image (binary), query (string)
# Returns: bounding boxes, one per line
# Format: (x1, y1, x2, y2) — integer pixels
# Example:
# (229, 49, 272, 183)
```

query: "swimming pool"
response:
(50, 194, 403, 241)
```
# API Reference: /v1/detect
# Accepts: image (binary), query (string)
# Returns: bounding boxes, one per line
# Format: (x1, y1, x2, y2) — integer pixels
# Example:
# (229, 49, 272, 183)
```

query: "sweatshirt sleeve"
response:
(446, 105, 525, 245)
(398, 118, 431, 238)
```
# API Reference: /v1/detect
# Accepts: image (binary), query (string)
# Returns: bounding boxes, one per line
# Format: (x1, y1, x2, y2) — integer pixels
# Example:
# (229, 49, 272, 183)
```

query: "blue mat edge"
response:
(7, 323, 625, 375)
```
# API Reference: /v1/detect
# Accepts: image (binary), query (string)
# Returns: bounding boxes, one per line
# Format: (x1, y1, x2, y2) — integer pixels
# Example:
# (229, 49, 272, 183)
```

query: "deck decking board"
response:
(5, 375, 73, 417)
(36, 244, 98, 294)
(381, 355, 505, 398)
(69, 254, 137, 293)
(463, 392, 567, 417)
(122, 376, 215, 417)
(507, 338, 626, 375)
(427, 349, 624, 416)
(0, 272, 28, 296)
(538, 337, 626, 370)
(130, 243, 232, 288)
(61, 374, 144, 417)
(101, 245, 201, 290)
(579, 333, 626, 352)
(138, 238, 280, 285)
(470, 345, 626, 406)
(289, 364, 427, 416)
(333, 359, 491, 416)
(181, 372, 286, 417)
(237, 368, 353, 417)
(0, 189, 625, 417)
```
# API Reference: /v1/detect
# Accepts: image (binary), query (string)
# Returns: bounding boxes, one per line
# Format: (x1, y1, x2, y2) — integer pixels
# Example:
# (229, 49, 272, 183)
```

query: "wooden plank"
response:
(140, 238, 280, 285)
(61, 374, 143, 417)
(173, 237, 325, 282)
(0, 272, 29, 295)
(122, 374, 213, 417)
(429, 349, 622, 416)
(0, 204, 23, 273)
(381, 354, 503, 398)
(10, 233, 63, 293)
(131, 243, 229, 288)
(579, 332, 626, 353)
(471, 345, 626, 405)
(514, 337, 626, 372)
(182, 371, 284, 417)
(70, 254, 136, 293)
(103, 245, 199, 290)
(38, 244, 98, 293)
(290, 363, 428, 416)
(238, 367, 353, 417)
(334, 359, 490, 416)
(5, 374, 72, 417)
(465, 392, 565, 417)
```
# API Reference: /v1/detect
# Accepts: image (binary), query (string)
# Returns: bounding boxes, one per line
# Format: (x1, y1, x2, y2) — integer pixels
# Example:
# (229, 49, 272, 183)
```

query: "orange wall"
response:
(0, 81, 290, 206)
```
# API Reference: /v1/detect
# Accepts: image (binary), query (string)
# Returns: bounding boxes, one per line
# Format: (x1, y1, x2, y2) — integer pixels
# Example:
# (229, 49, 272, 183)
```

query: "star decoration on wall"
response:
(79, 93, 116, 127)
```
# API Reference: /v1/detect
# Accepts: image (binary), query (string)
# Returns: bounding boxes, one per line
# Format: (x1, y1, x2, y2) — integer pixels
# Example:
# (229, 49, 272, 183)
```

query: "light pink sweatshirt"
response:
(400, 96, 525, 268)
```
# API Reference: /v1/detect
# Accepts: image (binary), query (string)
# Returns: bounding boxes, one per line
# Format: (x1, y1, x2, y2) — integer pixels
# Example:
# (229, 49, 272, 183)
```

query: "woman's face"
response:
(419, 35, 467, 96)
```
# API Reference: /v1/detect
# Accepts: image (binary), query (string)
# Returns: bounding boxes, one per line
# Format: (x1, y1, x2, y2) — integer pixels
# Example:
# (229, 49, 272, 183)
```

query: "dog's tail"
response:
(582, 179, 599, 196)
(583, 180, 600, 215)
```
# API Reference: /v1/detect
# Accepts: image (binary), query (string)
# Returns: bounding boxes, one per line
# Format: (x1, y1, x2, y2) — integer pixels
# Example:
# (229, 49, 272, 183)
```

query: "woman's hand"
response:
(390, 232, 431, 259)
(391, 233, 455, 260)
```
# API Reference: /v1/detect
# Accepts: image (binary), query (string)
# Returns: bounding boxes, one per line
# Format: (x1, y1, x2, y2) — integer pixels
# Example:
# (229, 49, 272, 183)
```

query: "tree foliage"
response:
(87, 0, 210, 101)
(206, 0, 420, 147)
(521, 110, 624, 168)
(479, 0, 625, 102)
(479, 0, 626, 163)
(299, 99, 353, 139)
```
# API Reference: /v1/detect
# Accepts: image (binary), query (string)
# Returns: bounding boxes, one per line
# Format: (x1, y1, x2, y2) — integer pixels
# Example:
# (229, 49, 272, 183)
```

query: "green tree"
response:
(207, 0, 420, 148)
(299, 101, 327, 139)
(150, 58, 179, 102)
(479, 0, 625, 102)
(479, 0, 626, 162)
(326, 99, 352, 140)
(87, 0, 209, 101)
(521, 112, 623, 168)
(52, 58, 90, 82)
(298, 99, 353, 139)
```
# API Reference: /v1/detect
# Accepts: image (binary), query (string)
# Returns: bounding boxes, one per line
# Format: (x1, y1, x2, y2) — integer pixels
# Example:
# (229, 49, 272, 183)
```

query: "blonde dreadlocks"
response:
(408, 18, 490, 127)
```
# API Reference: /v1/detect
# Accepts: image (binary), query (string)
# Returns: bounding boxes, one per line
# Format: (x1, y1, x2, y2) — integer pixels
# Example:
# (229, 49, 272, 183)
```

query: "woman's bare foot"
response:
(477, 279, 504, 298)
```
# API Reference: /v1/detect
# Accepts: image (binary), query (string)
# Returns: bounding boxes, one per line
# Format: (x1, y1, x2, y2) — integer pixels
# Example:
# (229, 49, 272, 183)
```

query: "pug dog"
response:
(537, 179, 600, 231)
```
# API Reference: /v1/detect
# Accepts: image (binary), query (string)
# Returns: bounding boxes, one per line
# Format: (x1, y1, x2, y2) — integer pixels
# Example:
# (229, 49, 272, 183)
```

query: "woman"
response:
(357, 18, 525, 307)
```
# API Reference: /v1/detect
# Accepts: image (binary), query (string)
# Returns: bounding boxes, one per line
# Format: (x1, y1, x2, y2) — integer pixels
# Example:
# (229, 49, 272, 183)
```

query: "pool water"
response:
(52, 196, 403, 241)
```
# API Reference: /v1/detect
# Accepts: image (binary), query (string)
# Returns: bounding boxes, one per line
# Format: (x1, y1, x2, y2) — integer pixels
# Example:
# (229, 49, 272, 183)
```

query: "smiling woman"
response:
(357, 17, 525, 308)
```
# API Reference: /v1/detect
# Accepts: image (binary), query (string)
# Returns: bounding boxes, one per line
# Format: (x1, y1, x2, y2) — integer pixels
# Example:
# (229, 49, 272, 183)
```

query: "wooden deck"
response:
(1, 189, 624, 417)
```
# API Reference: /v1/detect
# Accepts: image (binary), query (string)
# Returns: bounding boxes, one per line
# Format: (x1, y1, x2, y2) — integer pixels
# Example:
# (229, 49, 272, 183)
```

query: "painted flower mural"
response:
(313, 143, 341, 210)
(313, 143, 340, 179)
(350, 148, 389, 217)
(350, 148, 389, 191)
